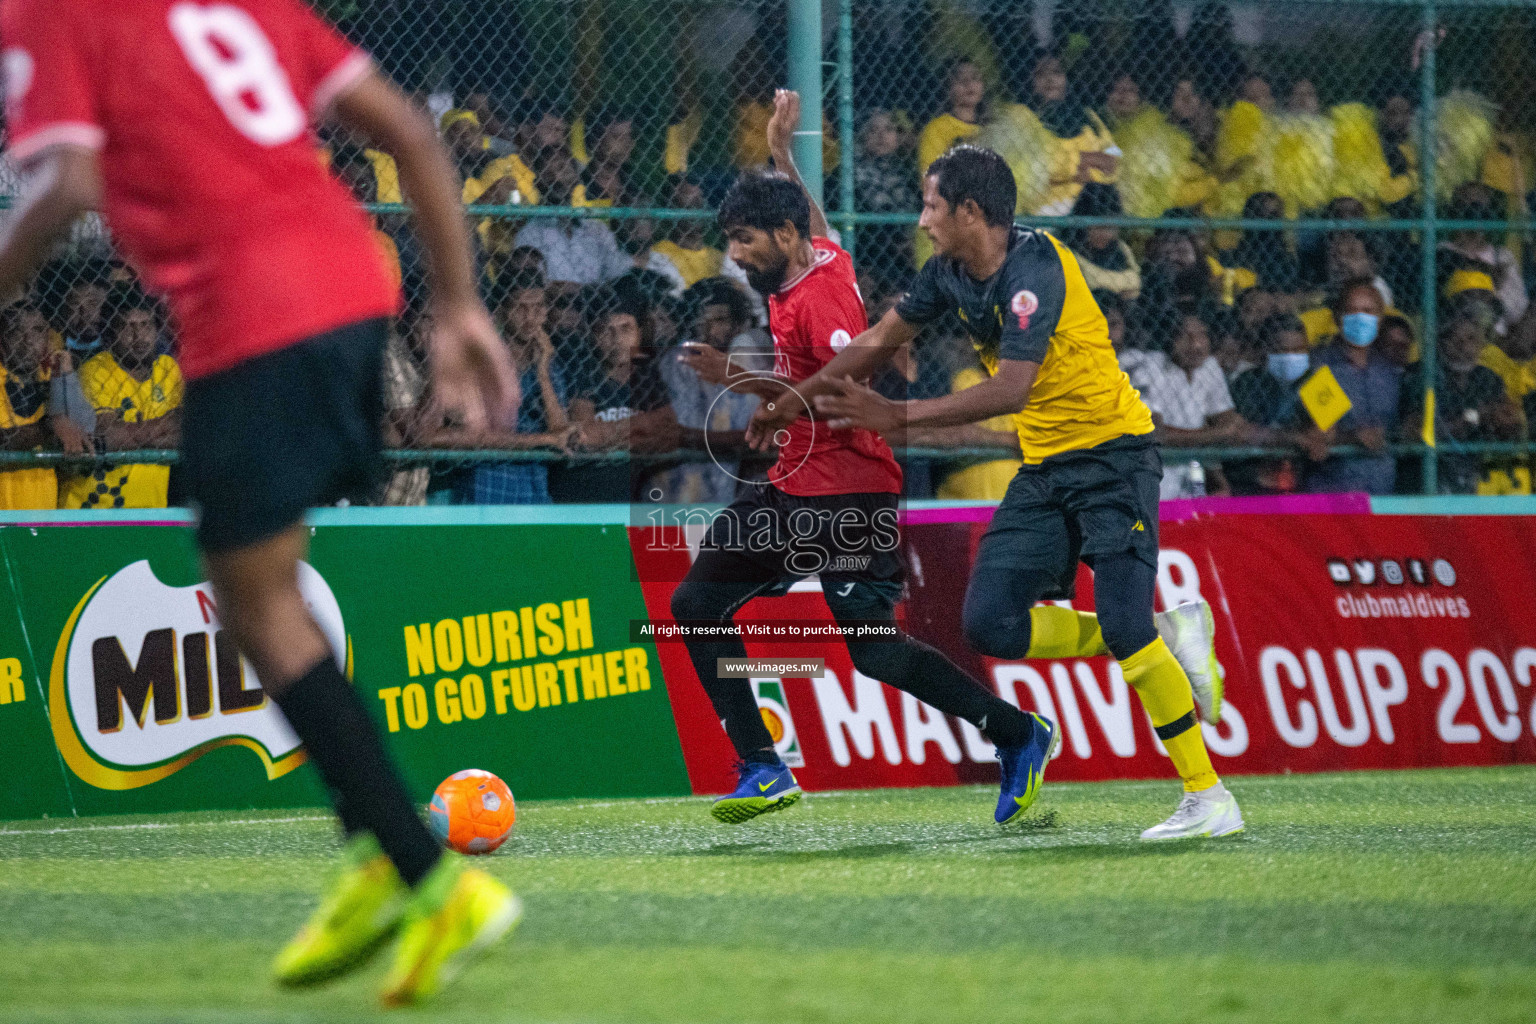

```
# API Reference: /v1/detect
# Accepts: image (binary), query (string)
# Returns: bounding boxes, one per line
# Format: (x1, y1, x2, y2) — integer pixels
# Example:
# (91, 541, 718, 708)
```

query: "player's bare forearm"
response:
(911, 423, 1021, 449)
(766, 90, 831, 240)
(744, 311, 917, 450)
(0, 148, 101, 299)
(814, 358, 1036, 434)
(334, 72, 478, 307)
(799, 309, 917, 402)
(904, 363, 1037, 429)
(771, 144, 831, 240)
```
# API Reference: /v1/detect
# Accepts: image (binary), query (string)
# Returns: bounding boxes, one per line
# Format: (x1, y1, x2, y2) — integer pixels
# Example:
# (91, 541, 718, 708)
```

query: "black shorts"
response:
(698, 483, 906, 605)
(974, 434, 1162, 600)
(181, 319, 388, 553)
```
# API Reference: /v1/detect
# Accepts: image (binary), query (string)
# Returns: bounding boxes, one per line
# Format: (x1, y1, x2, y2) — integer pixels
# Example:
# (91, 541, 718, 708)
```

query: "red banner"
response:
(633, 513, 1536, 795)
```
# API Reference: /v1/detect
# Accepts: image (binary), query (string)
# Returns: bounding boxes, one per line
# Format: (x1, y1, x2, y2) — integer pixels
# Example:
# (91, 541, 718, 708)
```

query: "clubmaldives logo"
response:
(1326, 557, 1456, 588)
(1326, 556, 1470, 619)
(48, 560, 347, 790)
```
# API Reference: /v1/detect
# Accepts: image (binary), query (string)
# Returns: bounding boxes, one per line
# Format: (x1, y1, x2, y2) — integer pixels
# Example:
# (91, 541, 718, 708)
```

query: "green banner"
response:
(0, 521, 690, 820)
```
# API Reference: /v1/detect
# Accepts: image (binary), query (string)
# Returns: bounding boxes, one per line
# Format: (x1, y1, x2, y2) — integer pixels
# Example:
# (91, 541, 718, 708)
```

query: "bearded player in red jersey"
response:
(673, 91, 1058, 825)
(0, 0, 518, 1005)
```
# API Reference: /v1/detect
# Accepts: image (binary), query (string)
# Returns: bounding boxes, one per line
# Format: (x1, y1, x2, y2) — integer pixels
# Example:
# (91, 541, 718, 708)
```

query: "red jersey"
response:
(1, 0, 399, 379)
(767, 238, 902, 496)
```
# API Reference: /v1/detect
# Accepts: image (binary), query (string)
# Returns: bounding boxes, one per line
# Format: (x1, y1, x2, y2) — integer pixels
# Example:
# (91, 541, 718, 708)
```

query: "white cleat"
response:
(1140, 787, 1244, 841)
(1156, 599, 1224, 724)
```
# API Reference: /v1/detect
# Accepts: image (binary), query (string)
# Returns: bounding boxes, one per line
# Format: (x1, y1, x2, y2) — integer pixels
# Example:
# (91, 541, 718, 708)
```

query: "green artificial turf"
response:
(0, 767, 1533, 1023)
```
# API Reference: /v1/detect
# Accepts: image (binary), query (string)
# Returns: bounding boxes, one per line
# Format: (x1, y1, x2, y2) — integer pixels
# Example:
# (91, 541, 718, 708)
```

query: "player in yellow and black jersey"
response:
(750, 144, 1243, 840)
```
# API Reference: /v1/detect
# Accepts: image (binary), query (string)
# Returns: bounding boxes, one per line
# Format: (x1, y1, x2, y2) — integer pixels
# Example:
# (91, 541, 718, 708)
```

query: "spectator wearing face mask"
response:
(1303, 277, 1400, 494)
(1226, 313, 1316, 494)
(1233, 312, 1312, 425)
(1398, 293, 1523, 493)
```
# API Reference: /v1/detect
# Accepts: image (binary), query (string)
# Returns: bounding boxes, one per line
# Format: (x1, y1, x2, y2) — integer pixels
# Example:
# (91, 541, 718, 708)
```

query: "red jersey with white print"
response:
(1, 0, 399, 379)
(767, 238, 902, 496)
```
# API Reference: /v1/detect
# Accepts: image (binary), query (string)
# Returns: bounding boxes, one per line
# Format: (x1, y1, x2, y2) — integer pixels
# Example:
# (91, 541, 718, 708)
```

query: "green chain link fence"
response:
(3, 0, 1536, 507)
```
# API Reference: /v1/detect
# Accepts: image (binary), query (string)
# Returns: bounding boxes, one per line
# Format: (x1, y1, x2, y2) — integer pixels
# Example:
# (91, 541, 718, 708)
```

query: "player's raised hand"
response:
(813, 377, 902, 433)
(766, 89, 801, 160)
(428, 301, 520, 434)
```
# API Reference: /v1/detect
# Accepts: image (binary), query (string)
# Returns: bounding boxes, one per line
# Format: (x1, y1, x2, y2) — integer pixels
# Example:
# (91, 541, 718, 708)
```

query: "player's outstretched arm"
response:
(744, 307, 917, 449)
(333, 71, 517, 432)
(0, 147, 102, 301)
(814, 357, 1039, 434)
(766, 89, 831, 240)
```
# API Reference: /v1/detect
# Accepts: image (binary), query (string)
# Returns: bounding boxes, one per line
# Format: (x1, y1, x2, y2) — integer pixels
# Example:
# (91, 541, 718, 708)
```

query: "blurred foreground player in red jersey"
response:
(0, 0, 518, 1005)
(674, 91, 1057, 826)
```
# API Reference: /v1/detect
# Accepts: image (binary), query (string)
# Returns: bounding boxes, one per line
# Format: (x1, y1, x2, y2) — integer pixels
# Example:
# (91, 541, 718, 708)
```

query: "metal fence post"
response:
(1419, 1, 1440, 495)
(836, 0, 856, 254)
(788, 0, 825, 209)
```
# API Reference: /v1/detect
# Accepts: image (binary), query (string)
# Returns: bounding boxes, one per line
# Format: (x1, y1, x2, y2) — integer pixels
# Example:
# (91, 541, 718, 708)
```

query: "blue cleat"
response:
(711, 759, 803, 824)
(994, 713, 1060, 825)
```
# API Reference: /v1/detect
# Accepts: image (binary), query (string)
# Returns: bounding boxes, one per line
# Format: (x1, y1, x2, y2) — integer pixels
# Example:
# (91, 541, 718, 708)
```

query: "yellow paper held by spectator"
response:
(1298, 365, 1353, 432)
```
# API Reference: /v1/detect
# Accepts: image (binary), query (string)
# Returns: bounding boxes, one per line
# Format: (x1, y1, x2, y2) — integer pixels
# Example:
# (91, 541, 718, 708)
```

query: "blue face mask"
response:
(1340, 312, 1379, 347)
(1267, 352, 1310, 383)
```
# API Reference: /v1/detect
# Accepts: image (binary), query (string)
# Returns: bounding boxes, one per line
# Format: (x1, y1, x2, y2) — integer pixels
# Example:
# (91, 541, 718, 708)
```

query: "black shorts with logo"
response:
(974, 433, 1162, 600)
(181, 318, 388, 553)
(691, 483, 907, 611)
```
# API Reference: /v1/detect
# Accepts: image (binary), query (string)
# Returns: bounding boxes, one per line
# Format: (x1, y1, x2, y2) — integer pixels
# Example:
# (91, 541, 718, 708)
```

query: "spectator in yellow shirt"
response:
(648, 176, 724, 289)
(917, 58, 986, 174)
(0, 303, 76, 509)
(59, 293, 182, 509)
(1025, 54, 1118, 216)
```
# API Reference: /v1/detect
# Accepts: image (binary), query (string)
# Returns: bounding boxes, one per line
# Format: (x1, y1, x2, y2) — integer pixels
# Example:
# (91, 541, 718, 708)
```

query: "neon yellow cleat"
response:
(379, 860, 522, 1007)
(272, 834, 408, 988)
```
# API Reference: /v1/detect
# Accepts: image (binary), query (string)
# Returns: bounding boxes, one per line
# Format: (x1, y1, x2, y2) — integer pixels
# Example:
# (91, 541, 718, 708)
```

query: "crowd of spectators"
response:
(5, 2, 1536, 508)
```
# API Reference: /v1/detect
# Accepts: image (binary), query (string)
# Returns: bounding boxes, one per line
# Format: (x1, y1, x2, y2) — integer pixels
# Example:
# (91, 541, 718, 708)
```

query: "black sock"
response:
(682, 632, 778, 759)
(848, 637, 1035, 748)
(273, 658, 441, 887)
(672, 573, 779, 761)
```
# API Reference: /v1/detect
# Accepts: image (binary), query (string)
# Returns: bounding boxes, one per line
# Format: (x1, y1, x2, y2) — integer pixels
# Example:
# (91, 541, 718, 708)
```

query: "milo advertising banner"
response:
(0, 521, 691, 819)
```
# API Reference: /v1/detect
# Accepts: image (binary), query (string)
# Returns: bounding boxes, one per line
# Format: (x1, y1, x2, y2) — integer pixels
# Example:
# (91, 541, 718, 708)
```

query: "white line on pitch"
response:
(0, 814, 330, 837)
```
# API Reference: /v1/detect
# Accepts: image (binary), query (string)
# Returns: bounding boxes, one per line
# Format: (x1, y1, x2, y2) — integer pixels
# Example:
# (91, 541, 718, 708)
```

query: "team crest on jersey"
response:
(1010, 290, 1039, 329)
(2, 49, 34, 119)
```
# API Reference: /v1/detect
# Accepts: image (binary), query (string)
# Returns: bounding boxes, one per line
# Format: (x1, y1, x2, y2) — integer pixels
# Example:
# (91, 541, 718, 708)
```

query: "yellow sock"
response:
(1120, 637, 1218, 792)
(1025, 606, 1107, 660)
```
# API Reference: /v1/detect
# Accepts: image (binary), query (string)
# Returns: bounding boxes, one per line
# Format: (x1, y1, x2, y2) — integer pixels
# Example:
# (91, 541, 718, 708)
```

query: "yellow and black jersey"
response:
(896, 226, 1153, 463)
(0, 362, 50, 429)
(0, 364, 57, 509)
(59, 352, 182, 510)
